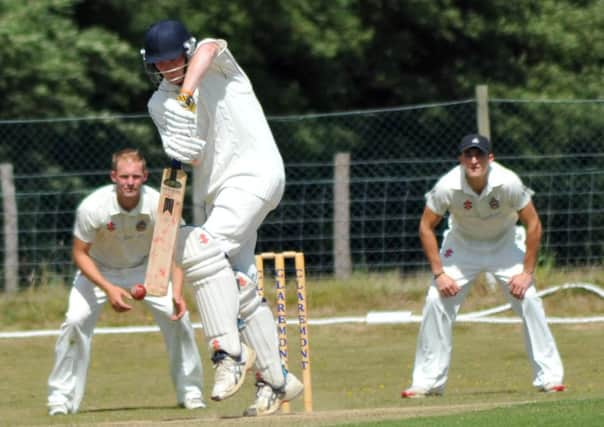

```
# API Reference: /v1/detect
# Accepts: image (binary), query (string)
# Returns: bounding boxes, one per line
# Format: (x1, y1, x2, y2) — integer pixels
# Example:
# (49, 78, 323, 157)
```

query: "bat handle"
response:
(171, 159, 182, 170)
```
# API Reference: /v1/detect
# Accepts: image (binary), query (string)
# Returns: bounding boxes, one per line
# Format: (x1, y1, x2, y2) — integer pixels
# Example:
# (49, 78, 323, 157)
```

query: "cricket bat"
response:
(144, 159, 187, 297)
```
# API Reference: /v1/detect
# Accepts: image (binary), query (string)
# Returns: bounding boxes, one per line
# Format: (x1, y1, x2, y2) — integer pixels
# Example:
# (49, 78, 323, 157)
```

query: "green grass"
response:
(0, 269, 603, 426)
(337, 399, 604, 427)
(3, 267, 603, 330)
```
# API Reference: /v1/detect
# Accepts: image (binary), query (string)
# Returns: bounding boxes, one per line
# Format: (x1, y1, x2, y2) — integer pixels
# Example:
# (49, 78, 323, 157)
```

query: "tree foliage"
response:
(0, 0, 601, 120)
(0, 0, 145, 118)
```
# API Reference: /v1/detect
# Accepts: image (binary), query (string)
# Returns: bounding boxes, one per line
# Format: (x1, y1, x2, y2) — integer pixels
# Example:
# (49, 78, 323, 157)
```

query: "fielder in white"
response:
(402, 134, 565, 398)
(140, 19, 303, 416)
(47, 149, 204, 416)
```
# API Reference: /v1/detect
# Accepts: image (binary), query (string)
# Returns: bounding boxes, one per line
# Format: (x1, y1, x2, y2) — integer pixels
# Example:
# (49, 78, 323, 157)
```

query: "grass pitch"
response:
(0, 270, 603, 426)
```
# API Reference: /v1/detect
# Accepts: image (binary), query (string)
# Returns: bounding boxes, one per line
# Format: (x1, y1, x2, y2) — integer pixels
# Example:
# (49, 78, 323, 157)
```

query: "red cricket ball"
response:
(130, 284, 147, 300)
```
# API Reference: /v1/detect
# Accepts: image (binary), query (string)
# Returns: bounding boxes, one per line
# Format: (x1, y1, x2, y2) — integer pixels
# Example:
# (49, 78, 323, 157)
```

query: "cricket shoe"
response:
(211, 343, 256, 401)
(401, 386, 443, 399)
(243, 372, 304, 417)
(541, 383, 566, 393)
(48, 402, 70, 416)
(179, 396, 207, 409)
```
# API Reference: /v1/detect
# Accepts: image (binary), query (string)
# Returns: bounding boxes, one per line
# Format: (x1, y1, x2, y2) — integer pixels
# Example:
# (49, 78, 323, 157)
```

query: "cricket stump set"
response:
(256, 251, 313, 414)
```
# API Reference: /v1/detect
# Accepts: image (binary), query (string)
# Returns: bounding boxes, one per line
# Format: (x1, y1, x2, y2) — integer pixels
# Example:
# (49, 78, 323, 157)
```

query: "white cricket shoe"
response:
(401, 386, 443, 399)
(48, 402, 69, 416)
(282, 372, 304, 402)
(211, 343, 256, 401)
(243, 372, 304, 417)
(179, 396, 206, 409)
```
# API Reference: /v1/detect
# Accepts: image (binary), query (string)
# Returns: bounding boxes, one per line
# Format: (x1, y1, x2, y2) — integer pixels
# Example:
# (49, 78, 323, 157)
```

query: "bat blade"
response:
(144, 163, 187, 297)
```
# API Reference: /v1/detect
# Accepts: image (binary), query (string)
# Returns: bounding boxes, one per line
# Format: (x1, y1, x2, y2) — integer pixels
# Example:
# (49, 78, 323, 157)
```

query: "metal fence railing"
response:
(2, 96, 604, 289)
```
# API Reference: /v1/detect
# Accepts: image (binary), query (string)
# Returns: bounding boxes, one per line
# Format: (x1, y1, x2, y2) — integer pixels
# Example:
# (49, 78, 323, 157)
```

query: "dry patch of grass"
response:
(1, 267, 603, 331)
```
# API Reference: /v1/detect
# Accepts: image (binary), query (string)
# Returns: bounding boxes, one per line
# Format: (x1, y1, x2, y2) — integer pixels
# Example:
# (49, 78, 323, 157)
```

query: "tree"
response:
(0, 0, 145, 119)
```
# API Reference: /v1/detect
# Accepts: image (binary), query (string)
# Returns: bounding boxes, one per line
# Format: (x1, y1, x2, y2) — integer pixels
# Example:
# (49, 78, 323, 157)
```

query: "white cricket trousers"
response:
(410, 228, 564, 392)
(199, 186, 286, 386)
(47, 264, 203, 413)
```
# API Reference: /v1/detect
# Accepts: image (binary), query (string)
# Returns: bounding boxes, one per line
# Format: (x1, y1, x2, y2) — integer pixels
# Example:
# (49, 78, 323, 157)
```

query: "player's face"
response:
(111, 159, 148, 209)
(460, 148, 493, 179)
(155, 55, 186, 85)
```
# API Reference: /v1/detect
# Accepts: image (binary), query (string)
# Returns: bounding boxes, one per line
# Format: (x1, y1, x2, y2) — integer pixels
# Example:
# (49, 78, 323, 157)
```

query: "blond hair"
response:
(111, 148, 147, 171)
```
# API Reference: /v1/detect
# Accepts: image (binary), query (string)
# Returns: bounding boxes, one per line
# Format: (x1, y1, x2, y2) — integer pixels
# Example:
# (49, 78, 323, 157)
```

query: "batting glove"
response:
(176, 90, 196, 113)
(164, 97, 196, 125)
(161, 132, 207, 164)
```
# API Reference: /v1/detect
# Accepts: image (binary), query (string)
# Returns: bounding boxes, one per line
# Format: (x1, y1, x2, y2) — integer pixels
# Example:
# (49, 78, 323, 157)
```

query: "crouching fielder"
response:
(140, 19, 303, 416)
(47, 149, 204, 416)
(401, 134, 565, 398)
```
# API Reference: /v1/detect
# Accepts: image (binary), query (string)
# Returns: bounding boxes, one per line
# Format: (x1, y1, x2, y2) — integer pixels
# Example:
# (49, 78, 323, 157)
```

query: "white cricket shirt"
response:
(73, 184, 159, 269)
(426, 162, 533, 243)
(148, 38, 285, 204)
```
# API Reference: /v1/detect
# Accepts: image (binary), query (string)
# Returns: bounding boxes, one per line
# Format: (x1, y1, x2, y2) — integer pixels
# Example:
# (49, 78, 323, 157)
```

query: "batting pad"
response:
(240, 302, 285, 388)
(192, 272, 241, 356)
(176, 226, 229, 281)
(178, 226, 241, 356)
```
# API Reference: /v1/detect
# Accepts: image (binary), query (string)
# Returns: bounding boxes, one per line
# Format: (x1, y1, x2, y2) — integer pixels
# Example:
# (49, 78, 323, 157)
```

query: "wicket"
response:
(255, 251, 313, 414)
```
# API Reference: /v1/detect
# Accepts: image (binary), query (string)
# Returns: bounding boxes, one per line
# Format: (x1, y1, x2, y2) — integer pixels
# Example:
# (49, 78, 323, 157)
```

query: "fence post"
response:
(1, 163, 18, 293)
(333, 152, 351, 279)
(476, 85, 491, 140)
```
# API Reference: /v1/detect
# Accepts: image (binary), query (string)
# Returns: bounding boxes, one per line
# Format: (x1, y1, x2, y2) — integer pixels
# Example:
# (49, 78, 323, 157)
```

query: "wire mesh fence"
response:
(1, 96, 604, 289)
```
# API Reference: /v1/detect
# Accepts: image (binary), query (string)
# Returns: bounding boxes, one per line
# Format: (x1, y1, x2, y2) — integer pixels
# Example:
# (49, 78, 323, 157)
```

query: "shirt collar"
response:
(455, 162, 504, 197)
(109, 185, 152, 216)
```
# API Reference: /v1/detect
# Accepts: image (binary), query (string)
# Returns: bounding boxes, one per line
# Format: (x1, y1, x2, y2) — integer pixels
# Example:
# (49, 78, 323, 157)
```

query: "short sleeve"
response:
(73, 204, 98, 243)
(197, 38, 227, 54)
(507, 174, 534, 211)
(425, 180, 450, 216)
(197, 38, 243, 77)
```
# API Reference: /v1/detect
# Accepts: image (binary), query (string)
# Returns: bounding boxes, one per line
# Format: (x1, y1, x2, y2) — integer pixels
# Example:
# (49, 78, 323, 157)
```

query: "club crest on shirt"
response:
(136, 220, 147, 231)
(463, 199, 472, 210)
(489, 197, 500, 209)
(106, 221, 116, 231)
(444, 248, 454, 258)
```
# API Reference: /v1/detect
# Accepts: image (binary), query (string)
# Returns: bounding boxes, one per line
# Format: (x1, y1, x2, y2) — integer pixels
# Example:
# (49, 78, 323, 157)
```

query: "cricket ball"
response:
(130, 284, 146, 300)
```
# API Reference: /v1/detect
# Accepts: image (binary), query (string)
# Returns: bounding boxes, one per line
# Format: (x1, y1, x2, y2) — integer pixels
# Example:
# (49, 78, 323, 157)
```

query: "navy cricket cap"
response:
(458, 134, 491, 154)
(142, 19, 191, 63)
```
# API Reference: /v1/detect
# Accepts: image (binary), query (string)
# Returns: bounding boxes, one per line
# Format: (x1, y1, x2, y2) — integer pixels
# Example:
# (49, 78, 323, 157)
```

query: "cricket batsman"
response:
(140, 19, 303, 416)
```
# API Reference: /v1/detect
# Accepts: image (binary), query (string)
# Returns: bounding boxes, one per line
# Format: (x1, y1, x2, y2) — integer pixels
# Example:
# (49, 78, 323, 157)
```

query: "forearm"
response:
(420, 227, 443, 275)
(180, 42, 219, 95)
(171, 263, 184, 300)
(523, 221, 542, 274)
(517, 202, 543, 275)
(73, 251, 113, 293)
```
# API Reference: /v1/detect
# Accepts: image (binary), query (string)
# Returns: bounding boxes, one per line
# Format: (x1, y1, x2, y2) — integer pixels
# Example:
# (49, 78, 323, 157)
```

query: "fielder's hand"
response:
(106, 285, 133, 313)
(435, 273, 460, 297)
(508, 271, 532, 299)
(171, 296, 187, 321)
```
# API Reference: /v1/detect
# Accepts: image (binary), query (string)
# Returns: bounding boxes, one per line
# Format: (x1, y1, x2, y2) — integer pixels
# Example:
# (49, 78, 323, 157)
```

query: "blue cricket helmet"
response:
(140, 19, 197, 85)
(142, 19, 193, 63)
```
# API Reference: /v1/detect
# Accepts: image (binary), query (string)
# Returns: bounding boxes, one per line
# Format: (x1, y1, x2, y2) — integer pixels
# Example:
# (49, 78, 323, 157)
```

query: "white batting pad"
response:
(240, 302, 285, 388)
(192, 272, 241, 356)
(176, 226, 230, 280)
(178, 226, 241, 356)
